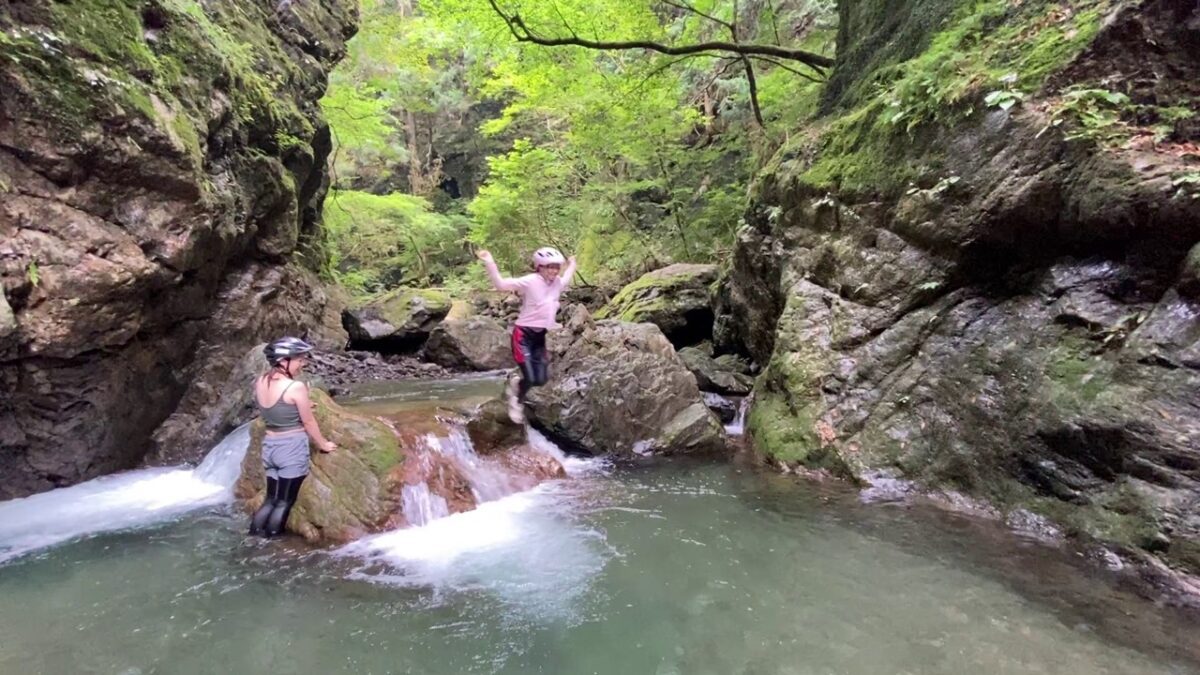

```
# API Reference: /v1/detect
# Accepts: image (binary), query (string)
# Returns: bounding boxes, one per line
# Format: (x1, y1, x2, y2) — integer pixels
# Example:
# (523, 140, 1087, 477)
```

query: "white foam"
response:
(343, 488, 541, 569)
(526, 427, 606, 477)
(339, 483, 609, 622)
(0, 424, 252, 563)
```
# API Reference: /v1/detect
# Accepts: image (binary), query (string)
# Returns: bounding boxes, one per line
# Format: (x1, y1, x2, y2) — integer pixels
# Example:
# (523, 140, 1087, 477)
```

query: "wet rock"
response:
(0, 292, 14, 342)
(703, 392, 739, 424)
(0, 0, 357, 497)
(526, 317, 725, 458)
(421, 316, 512, 371)
(235, 390, 413, 544)
(342, 288, 452, 352)
(466, 399, 525, 455)
(595, 263, 718, 347)
(678, 346, 754, 395)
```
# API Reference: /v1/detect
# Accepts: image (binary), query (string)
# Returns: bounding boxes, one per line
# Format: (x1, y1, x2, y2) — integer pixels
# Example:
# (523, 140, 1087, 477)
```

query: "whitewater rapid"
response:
(0, 424, 252, 564)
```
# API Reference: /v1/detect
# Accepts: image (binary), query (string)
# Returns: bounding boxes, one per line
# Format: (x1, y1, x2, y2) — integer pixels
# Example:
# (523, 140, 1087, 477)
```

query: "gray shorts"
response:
(262, 432, 311, 479)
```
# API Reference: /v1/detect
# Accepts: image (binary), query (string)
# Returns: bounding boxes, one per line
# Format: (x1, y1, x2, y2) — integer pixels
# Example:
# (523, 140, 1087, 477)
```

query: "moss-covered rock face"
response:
(725, 0, 1200, 578)
(0, 0, 357, 498)
(595, 263, 718, 348)
(342, 288, 452, 351)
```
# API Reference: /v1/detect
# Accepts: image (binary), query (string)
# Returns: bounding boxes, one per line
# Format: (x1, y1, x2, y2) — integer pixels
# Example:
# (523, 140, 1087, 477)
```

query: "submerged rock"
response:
(526, 313, 725, 458)
(595, 263, 718, 347)
(342, 288, 452, 352)
(421, 316, 512, 371)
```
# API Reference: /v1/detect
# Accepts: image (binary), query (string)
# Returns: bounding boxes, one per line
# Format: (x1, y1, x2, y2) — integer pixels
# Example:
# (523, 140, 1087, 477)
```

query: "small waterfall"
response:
(0, 423, 252, 564)
(527, 427, 604, 476)
(725, 397, 751, 436)
(401, 483, 450, 527)
(429, 428, 523, 503)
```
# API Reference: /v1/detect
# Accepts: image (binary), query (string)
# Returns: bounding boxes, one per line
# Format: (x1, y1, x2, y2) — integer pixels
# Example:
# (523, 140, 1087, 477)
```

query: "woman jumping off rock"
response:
(248, 337, 338, 537)
(476, 247, 576, 423)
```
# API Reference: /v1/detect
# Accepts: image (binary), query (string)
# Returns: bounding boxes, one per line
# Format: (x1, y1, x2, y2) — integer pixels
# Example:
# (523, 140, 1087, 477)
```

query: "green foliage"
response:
(322, 0, 838, 289)
(1042, 87, 1132, 143)
(26, 261, 40, 288)
(324, 190, 471, 296)
(784, 0, 1113, 195)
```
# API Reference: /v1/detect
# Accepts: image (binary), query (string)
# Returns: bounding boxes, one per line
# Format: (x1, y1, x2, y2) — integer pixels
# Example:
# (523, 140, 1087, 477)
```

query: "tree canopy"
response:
(319, 0, 837, 295)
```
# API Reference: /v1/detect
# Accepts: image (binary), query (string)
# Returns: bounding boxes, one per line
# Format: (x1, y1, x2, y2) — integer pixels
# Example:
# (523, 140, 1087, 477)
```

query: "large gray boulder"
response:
(421, 316, 512, 371)
(526, 310, 725, 458)
(595, 263, 718, 347)
(342, 288, 451, 351)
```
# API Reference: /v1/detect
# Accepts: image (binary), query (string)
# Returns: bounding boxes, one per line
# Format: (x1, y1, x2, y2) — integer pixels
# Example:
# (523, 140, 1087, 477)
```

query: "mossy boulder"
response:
(595, 263, 718, 347)
(421, 316, 512, 371)
(342, 288, 452, 351)
(526, 318, 725, 458)
(236, 389, 408, 544)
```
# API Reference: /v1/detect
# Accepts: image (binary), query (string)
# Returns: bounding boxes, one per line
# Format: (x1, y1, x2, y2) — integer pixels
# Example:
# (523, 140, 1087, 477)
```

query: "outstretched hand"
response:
(476, 249, 494, 264)
(319, 441, 338, 454)
(567, 255, 576, 265)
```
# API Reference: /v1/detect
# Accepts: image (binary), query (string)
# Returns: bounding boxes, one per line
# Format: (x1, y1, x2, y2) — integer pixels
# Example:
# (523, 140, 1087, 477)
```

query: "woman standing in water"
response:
(476, 247, 576, 423)
(249, 337, 337, 537)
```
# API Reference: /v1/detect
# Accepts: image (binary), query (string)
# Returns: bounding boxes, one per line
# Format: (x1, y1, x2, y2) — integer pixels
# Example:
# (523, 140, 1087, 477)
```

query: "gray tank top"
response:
(258, 379, 303, 431)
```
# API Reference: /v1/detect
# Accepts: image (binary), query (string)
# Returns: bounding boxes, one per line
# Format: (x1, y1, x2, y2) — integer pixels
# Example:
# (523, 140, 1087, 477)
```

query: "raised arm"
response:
(292, 383, 337, 453)
(561, 255, 577, 287)
(477, 249, 525, 292)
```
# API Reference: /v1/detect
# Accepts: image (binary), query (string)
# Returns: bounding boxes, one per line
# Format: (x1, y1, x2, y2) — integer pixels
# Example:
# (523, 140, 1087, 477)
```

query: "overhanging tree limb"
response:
(487, 0, 833, 73)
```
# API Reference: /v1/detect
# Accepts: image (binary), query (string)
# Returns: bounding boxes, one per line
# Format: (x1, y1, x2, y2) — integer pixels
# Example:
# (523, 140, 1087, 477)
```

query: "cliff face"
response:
(0, 0, 357, 498)
(721, 0, 1200, 580)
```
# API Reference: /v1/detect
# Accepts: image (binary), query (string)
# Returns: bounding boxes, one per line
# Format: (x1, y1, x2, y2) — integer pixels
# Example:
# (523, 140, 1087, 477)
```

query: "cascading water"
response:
(401, 482, 451, 526)
(429, 427, 524, 503)
(725, 396, 750, 436)
(0, 423, 252, 564)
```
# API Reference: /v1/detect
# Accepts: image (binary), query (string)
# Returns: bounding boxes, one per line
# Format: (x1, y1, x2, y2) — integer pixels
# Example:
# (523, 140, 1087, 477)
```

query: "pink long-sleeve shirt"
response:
(483, 258, 576, 329)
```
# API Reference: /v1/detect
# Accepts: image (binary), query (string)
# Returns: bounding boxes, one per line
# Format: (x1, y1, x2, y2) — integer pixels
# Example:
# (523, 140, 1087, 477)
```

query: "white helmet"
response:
(531, 246, 565, 267)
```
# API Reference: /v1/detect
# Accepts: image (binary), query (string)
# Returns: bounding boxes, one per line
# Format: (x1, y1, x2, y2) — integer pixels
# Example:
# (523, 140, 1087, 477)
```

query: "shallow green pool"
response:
(1, 455, 1197, 675)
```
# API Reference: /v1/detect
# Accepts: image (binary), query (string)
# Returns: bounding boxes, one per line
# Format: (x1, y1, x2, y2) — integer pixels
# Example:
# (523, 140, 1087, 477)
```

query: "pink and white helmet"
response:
(531, 247, 565, 267)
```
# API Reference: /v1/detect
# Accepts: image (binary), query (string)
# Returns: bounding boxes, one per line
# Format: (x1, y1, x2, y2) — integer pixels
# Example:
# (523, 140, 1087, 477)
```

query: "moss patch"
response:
(775, 0, 1117, 196)
(594, 263, 717, 322)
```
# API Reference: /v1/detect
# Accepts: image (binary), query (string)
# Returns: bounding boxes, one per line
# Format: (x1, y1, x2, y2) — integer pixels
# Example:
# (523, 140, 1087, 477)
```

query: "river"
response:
(0, 377, 1196, 674)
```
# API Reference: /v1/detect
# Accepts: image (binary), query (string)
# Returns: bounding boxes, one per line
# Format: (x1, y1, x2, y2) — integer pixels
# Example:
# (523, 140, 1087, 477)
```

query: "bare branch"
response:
(488, 0, 833, 71)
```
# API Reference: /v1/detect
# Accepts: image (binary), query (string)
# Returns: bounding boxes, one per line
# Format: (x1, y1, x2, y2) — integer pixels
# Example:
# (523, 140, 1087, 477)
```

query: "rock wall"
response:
(722, 0, 1200, 580)
(0, 0, 357, 498)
